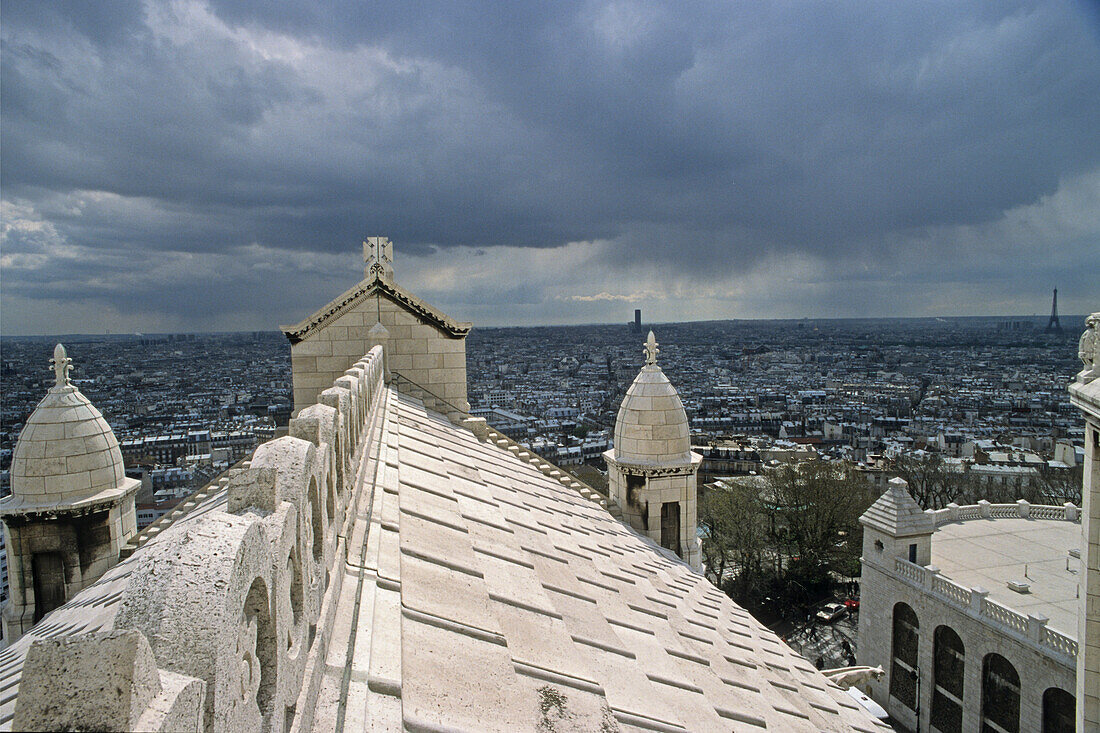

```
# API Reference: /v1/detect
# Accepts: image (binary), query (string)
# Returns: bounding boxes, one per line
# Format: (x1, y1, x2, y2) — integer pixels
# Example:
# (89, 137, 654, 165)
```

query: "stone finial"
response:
(1078, 312, 1100, 383)
(887, 476, 909, 493)
(51, 342, 72, 387)
(644, 330, 659, 366)
(364, 236, 394, 280)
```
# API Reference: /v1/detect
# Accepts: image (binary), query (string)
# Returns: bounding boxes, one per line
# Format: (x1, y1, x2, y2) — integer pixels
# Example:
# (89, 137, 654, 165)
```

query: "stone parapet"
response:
(886, 555, 1078, 664)
(924, 501, 1080, 527)
(14, 630, 204, 732)
(10, 346, 388, 732)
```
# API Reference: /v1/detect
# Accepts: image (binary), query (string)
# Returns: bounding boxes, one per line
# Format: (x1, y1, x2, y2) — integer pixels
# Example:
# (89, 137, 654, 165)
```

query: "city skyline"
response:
(2, 0, 1099, 335)
(0, 310, 1093, 339)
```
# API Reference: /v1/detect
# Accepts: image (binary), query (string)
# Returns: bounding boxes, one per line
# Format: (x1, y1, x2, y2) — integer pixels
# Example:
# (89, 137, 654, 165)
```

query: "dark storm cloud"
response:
(1, 0, 1098, 333)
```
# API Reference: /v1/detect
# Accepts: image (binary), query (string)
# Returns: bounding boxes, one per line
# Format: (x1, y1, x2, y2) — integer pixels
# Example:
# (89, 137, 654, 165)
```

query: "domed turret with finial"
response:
(604, 331, 702, 570)
(0, 345, 139, 642)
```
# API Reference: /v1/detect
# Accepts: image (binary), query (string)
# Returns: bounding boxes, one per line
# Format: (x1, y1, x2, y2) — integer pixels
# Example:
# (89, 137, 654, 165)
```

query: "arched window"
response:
(981, 653, 1020, 733)
(1041, 687, 1074, 733)
(931, 626, 964, 733)
(889, 602, 919, 710)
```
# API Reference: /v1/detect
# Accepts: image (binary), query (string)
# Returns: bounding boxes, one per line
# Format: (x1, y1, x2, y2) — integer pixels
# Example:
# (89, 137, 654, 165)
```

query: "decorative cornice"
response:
(603, 450, 702, 477)
(280, 275, 471, 344)
(0, 478, 140, 521)
(1069, 378, 1100, 422)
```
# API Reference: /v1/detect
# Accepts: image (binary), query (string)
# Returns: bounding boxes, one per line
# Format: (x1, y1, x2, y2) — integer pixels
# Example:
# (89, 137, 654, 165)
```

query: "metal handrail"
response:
(390, 370, 469, 415)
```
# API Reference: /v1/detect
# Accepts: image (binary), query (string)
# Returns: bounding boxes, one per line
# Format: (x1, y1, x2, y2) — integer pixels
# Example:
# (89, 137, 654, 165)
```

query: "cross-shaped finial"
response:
(363, 236, 394, 279)
(51, 343, 72, 387)
(644, 330, 659, 366)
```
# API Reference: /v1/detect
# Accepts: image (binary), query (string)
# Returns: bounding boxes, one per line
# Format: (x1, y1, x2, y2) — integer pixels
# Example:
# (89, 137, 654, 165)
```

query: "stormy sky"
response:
(2, 1, 1098, 335)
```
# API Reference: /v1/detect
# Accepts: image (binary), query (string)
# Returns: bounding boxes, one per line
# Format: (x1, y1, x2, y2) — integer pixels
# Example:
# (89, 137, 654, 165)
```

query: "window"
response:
(625, 474, 646, 517)
(660, 502, 681, 557)
(32, 552, 66, 623)
(931, 626, 964, 733)
(1041, 687, 1074, 733)
(981, 653, 1020, 733)
(889, 602, 919, 710)
(908, 543, 917, 563)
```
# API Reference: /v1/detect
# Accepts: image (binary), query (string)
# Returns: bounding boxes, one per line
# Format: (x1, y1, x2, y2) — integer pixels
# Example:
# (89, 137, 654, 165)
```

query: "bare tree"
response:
(764, 461, 872, 572)
(890, 453, 964, 509)
(699, 480, 766, 591)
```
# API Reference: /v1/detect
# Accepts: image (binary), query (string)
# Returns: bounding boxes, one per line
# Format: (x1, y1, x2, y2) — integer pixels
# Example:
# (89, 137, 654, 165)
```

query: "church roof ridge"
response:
(280, 275, 471, 344)
(0, 380, 889, 731)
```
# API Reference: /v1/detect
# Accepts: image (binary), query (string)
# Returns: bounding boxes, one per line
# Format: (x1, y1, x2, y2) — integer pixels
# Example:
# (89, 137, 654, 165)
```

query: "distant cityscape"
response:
(0, 314, 1086, 608)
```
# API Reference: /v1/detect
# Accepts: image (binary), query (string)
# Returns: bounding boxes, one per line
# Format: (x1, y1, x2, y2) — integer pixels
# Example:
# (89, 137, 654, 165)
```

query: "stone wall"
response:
(12, 347, 387, 732)
(3, 497, 138, 640)
(1080, 419, 1100, 730)
(1069, 348, 1100, 731)
(290, 295, 466, 418)
(605, 463, 701, 570)
(858, 550, 1076, 732)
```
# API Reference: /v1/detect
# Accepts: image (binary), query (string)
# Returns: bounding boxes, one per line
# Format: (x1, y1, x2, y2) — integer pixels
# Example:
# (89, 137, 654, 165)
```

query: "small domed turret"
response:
(604, 332, 701, 570)
(1, 345, 139, 642)
(10, 344, 127, 503)
(613, 331, 692, 466)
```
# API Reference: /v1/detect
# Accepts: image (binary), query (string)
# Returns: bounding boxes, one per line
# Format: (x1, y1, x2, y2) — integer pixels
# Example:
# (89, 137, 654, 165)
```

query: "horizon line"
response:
(0, 312, 1089, 340)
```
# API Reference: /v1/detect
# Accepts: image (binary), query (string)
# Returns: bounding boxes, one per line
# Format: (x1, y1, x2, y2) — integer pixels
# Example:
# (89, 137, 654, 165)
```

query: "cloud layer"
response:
(2, 0, 1098, 334)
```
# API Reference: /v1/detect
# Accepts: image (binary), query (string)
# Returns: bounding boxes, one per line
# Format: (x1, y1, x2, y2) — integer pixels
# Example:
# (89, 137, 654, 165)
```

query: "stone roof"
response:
(0, 383, 886, 732)
(5, 346, 128, 509)
(279, 274, 471, 345)
(612, 334, 693, 467)
(859, 478, 934, 537)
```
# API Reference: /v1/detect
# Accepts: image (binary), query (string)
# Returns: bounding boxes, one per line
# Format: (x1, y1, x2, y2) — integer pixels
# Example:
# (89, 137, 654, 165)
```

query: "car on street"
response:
(815, 602, 847, 623)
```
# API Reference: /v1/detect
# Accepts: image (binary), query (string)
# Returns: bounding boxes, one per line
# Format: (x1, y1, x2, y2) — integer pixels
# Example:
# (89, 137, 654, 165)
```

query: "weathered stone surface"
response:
(13, 630, 204, 733)
(114, 513, 276, 732)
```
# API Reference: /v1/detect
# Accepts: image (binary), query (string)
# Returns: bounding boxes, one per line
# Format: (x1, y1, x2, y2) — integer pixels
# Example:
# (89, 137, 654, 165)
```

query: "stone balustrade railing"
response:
(892, 556, 1079, 663)
(1041, 625, 1079, 657)
(893, 556, 927, 585)
(980, 595, 1028, 635)
(12, 347, 388, 732)
(926, 499, 1079, 527)
(930, 573, 971, 607)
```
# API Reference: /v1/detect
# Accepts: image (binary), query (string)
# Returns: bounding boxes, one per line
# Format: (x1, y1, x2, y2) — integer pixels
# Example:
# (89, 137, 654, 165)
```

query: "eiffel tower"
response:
(1045, 288, 1063, 334)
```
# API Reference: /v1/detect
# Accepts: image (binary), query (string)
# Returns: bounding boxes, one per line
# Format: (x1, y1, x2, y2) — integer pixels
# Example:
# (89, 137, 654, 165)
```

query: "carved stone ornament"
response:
(50, 342, 73, 387)
(644, 330, 660, 366)
(363, 236, 394, 280)
(236, 612, 262, 713)
(1079, 312, 1100, 383)
(617, 462, 698, 478)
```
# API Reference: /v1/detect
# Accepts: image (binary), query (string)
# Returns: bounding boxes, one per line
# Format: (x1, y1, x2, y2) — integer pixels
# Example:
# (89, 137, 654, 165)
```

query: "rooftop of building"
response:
(931, 515, 1081, 637)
